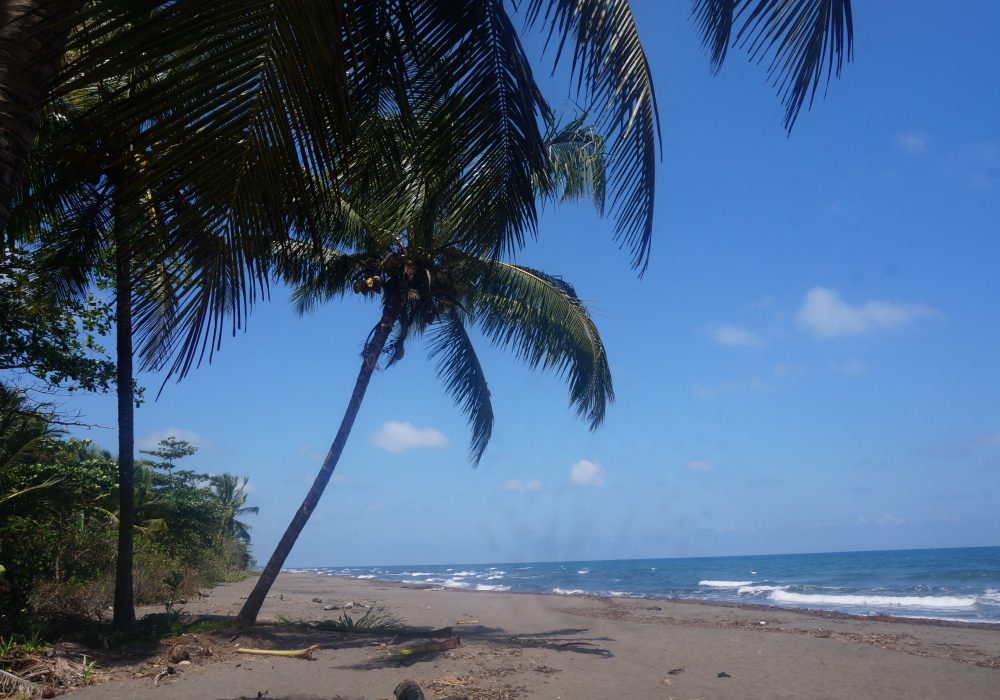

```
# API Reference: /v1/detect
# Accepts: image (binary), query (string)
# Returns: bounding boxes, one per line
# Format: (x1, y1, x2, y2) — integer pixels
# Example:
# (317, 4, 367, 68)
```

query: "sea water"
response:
(287, 546, 1000, 623)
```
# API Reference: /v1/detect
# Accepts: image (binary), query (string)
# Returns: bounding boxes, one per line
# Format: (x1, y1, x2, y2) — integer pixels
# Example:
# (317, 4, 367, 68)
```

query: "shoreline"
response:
(70, 570, 1000, 699)
(289, 569, 1000, 631)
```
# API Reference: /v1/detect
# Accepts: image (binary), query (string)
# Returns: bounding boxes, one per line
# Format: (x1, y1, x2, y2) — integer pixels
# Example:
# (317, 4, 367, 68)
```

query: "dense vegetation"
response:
(0, 387, 255, 631)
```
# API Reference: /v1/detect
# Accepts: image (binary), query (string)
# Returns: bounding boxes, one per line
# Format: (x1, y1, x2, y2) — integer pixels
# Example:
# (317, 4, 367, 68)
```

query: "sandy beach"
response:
(68, 572, 1000, 700)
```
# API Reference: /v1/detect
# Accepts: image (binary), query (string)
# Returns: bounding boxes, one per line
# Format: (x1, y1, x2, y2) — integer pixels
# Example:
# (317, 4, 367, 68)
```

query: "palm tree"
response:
(8, 65, 292, 627)
(210, 474, 258, 544)
(237, 108, 614, 623)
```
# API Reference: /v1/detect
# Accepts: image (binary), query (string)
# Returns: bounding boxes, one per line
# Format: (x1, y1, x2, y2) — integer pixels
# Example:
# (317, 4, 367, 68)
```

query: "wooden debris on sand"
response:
(235, 644, 321, 659)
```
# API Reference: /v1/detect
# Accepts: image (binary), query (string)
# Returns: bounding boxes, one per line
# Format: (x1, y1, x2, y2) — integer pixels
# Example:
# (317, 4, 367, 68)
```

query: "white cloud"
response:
(709, 323, 766, 348)
(570, 459, 606, 487)
(896, 129, 929, 154)
(685, 460, 713, 473)
(370, 421, 448, 453)
(136, 428, 210, 451)
(500, 479, 542, 493)
(796, 287, 939, 339)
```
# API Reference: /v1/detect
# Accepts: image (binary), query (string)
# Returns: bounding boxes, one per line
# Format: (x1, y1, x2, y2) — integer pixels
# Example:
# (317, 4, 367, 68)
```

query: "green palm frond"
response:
(525, 0, 659, 273)
(423, 0, 550, 261)
(461, 258, 613, 430)
(691, 0, 854, 132)
(282, 244, 373, 316)
(427, 310, 494, 465)
(543, 115, 607, 213)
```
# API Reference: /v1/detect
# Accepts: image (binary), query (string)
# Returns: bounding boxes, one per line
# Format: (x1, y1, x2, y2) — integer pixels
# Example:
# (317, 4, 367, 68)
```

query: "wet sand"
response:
(69, 571, 1000, 699)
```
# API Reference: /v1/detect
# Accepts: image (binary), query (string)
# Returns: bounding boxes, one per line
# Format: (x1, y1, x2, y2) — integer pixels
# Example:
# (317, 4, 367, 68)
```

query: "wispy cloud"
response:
(796, 287, 939, 339)
(370, 421, 448, 453)
(570, 459, 606, 487)
(896, 129, 929, 154)
(500, 479, 542, 493)
(708, 323, 766, 348)
(685, 460, 713, 473)
(136, 428, 210, 451)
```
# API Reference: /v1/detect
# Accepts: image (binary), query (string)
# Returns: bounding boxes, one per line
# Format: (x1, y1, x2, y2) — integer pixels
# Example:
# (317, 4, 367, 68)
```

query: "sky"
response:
(61, 1, 1000, 567)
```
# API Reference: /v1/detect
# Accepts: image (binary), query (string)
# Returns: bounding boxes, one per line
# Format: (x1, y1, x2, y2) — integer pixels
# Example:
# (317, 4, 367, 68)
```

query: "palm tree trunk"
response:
(111, 214, 136, 630)
(0, 0, 79, 234)
(238, 307, 396, 625)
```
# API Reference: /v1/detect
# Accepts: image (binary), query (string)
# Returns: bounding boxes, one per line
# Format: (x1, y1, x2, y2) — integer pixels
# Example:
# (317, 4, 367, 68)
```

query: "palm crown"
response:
(279, 112, 613, 464)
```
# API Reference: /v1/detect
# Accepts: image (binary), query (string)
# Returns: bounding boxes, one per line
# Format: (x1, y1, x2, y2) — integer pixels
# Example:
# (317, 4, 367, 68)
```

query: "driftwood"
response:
(235, 644, 321, 660)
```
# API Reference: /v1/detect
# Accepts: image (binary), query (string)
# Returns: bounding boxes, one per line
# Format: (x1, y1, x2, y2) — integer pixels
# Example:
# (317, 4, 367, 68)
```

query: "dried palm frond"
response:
(0, 667, 42, 698)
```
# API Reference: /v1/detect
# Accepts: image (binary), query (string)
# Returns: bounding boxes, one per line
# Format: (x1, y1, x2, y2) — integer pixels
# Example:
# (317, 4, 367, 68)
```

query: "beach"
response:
(68, 571, 1000, 700)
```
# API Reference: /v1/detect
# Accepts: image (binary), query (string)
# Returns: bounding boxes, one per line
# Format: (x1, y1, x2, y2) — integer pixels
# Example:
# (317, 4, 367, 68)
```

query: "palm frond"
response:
(543, 115, 607, 213)
(280, 243, 372, 316)
(427, 309, 494, 465)
(692, 0, 854, 132)
(460, 258, 613, 429)
(0, 668, 42, 698)
(691, 0, 735, 73)
(525, 0, 660, 273)
(415, 0, 550, 261)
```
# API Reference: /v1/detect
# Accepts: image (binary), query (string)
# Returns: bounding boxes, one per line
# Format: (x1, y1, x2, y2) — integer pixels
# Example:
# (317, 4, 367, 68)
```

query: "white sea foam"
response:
(475, 584, 511, 591)
(552, 588, 586, 595)
(486, 574, 505, 580)
(577, 569, 590, 574)
(699, 580, 754, 588)
(356, 574, 376, 579)
(442, 578, 471, 589)
(405, 571, 435, 576)
(608, 591, 630, 597)
(770, 590, 978, 609)
(453, 570, 478, 576)
(738, 584, 788, 595)
(981, 589, 1000, 604)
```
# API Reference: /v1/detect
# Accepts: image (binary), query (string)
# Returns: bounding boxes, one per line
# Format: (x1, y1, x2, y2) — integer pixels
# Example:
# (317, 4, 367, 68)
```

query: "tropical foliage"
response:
(0, 404, 257, 628)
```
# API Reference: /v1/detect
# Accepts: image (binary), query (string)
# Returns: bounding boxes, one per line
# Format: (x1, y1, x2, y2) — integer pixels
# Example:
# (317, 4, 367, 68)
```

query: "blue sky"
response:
(64, 1, 999, 566)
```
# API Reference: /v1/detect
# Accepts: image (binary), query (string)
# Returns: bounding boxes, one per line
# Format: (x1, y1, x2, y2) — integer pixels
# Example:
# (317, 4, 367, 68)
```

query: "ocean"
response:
(287, 546, 1000, 623)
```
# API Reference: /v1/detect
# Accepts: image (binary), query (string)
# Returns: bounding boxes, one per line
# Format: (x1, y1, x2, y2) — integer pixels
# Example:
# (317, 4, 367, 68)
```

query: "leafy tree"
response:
(139, 436, 197, 472)
(238, 108, 614, 622)
(0, 246, 114, 397)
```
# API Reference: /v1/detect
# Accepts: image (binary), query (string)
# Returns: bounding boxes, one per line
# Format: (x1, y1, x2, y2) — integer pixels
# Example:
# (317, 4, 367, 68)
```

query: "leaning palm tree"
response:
(237, 110, 614, 623)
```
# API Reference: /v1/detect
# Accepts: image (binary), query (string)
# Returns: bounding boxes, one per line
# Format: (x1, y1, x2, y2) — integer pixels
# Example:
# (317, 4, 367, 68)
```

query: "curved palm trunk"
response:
(111, 214, 136, 629)
(238, 308, 396, 625)
(0, 0, 79, 234)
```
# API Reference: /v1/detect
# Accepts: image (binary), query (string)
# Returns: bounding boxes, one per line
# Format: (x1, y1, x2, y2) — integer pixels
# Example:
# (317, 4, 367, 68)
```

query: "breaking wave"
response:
(769, 590, 978, 609)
